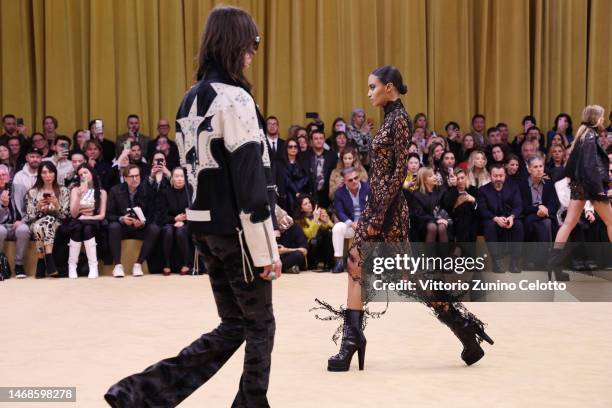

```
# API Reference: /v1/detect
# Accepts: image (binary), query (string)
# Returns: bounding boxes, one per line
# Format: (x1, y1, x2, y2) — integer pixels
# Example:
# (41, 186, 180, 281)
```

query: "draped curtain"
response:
(0, 0, 610, 140)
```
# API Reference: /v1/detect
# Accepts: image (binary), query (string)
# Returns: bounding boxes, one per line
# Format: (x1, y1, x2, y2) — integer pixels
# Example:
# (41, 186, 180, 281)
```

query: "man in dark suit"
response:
(477, 163, 524, 272)
(331, 168, 370, 273)
(299, 129, 337, 209)
(115, 114, 152, 159)
(265, 116, 285, 163)
(106, 164, 160, 277)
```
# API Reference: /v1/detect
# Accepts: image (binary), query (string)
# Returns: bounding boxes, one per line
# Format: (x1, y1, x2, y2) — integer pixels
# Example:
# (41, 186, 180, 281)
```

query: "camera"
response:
(155, 158, 164, 166)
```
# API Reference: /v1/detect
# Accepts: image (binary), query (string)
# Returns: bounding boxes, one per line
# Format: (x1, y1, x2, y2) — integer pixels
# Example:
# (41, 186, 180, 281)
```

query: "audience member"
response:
(466, 150, 490, 188)
(275, 206, 308, 274)
(42, 115, 63, 145)
(146, 119, 179, 163)
(30, 133, 53, 158)
(7, 135, 25, 171)
(403, 152, 421, 191)
(444, 168, 478, 242)
(294, 194, 333, 270)
(64, 152, 86, 189)
(159, 167, 193, 275)
(23, 162, 70, 278)
(43, 136, 73, 186)
(546, 144, 567, 182)
(346, 108, 373, 164)
(72, 129, 90, 154)
(67, 164, 106, 279)
(280, 138, 310, 213)
(328, 146, 368, 201)
(106, 164, 160, 277)
(0, 164, 30, 278)
(13, 147, 42, 218)
(547, 113, 574, 147)
(300, 130, 337, 209)
(148, 151, 170, 192)
(88, 119, 116, 164)
(265, 116, 285, 163)
(331, 168, 370, 273)
(84, 139, 114, 191)
(477, 164, 524, 272)
(468, 114, 486, 146)
(116, 114, 151, 158)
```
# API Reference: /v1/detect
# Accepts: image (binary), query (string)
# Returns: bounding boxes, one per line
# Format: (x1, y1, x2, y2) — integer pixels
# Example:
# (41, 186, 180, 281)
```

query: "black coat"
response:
(159, 185, 193, 225)
(298, 148, 337, 200)
(518, 178, 560, 218)
(106, 182, 157, 226)
(477, 182, 523, 220)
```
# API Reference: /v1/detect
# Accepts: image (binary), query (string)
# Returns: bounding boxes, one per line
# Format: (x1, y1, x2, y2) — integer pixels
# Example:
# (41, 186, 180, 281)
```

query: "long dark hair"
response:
(552, 113, 573, 135)
(76, 163, 102, 215)
(32, 161, 60, 198)
(293, 194, 315, 228)
(195, 5, 259, 91)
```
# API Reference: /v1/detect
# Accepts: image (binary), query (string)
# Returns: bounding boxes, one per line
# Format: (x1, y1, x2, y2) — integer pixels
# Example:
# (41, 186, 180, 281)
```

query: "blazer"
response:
(333, 181, 370, 223)
(106, 182, 157, 226)
(518, 178, 559, 218)
(477, 181, 523, 220)
(298, 148, 338, 195)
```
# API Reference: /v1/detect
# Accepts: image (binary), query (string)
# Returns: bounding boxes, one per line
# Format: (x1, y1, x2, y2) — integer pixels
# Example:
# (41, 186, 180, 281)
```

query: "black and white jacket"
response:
(175, 67, 279, 268)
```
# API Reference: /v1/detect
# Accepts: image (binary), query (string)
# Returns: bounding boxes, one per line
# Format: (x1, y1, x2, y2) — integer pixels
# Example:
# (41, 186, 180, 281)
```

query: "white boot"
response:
(83, 238, 99, 279)
(68, 239, 82, 279)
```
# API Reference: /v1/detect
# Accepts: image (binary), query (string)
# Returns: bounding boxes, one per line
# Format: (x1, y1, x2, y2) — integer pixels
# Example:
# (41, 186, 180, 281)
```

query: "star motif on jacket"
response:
(177, 96, 223, 185)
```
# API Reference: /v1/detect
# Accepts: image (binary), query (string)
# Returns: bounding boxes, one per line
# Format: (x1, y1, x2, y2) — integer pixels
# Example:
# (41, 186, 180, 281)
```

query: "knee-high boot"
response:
(436, 304, 494, 366)
(83, 238, 99, 279)
(68, 240, 82, 279)
(327, 309, 367, 371)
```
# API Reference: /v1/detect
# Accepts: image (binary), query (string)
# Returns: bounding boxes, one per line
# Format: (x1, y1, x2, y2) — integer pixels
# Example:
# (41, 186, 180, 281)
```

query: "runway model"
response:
(319, 65, 493, 372)
(104, 6, 281, 407)
(549, 105, 611, 272)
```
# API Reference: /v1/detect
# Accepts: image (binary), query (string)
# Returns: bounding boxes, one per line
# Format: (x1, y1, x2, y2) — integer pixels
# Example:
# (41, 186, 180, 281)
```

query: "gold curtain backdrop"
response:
(0, 0, 610, 141)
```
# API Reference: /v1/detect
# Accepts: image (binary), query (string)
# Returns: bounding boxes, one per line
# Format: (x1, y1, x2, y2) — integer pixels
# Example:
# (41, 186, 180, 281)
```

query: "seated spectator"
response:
(424, 141, 445, 182)
(159, 167, 193, 276)
(331, 168, 370, 273)
(505, 154, 522, 185)
(330, 131, 351, 156)
(22, 162, 70, 278)
(468, 114, 486, 146)
(148, 151, 170, 192)
(328, 146, 368, 201)
(438, 150, 456, 185)
(84, 139, 114, 191)
(546, 144, 567, 182)
(88, 119, 116, 164)
(496, 122, 510, 145)
(43, 136, 73, 186)
(30, 133, 53, 158)
(413, 112, 432, 138)
(457, 133, 476, 168)
(405, 167, 453, 244)
(0, 164, 30, 278)
(280, 137, 310, 213)
(116, 114, 151, 158)
(466, 150, 490, 188)
(477, 164, 524, 272)
(444, 168, 478, 242)
(549, 132, 570, 149)
(488, 144, 507, 169)
(346, 108, 373, 165)
(403, 152, 421, 191)
(125, 142, 150, 178)
(546, 113, 574, 147)
(445, 121, 463, 160)
(412, 127, 427, 156)
(0, 145, 12, 175)
(485, 126, 502, 147)
(146, 119, 179, 167)
(525, 126, 546, 154)
(106, 164, 160, 277)
(296, 132, 309, 153)
(294, 194, 333, 270)
(153, 135, 179, 171)
(7, 135, 25, 172)
(13, 147, 42, 218)
(64, 152, 87, 189)
(517, 140, 539, 181)
(72, 129, 90, 154)
(275, 206, 308, 274)
(67, 164, 107, 279)
(299, 130, 337, 209)
(42, 115, 64, 146)
(519, 157, 560, 245)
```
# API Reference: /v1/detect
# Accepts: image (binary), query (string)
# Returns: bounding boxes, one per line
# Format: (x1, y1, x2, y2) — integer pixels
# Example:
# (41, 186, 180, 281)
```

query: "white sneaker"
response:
(132, 263, 143, 277)
(112, 264, 125, 278)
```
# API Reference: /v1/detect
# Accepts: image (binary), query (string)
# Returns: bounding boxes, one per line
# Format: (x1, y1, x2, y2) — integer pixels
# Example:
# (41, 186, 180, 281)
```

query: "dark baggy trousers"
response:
(104, 233, 275, 408)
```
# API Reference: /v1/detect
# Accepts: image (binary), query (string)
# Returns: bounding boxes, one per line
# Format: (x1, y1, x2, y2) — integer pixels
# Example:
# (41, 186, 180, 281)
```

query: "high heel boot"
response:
(547, 247, 570, 281)
(437, 304, 494, 366)
(327, 309, 367, 371)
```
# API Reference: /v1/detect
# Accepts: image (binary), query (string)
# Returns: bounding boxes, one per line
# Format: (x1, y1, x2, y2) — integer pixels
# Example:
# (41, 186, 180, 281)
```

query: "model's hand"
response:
(260, 259, 282, 281)
(585, 211, 596, 223)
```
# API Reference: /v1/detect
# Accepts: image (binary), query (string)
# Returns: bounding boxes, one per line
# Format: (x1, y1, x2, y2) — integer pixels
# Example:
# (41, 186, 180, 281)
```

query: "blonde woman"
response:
(549, 105, 612, 274)
(466, 150, 491, 188)
(328, 146, 368, 200)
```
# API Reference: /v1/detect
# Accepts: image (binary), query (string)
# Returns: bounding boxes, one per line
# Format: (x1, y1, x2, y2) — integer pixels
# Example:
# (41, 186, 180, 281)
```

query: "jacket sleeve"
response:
(221, 99, 279, 267)
(581, 133, 606, 195)
(519, 182, 537, 216)
(105, 187, 121, 223)
(510, 184, 523, 218)
(333, 190, 350, 223)
(477, 187, 496, 220)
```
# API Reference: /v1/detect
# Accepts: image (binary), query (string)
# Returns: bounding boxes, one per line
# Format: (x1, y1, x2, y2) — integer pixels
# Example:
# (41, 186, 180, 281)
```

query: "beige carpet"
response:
(2, 272, 611, 408)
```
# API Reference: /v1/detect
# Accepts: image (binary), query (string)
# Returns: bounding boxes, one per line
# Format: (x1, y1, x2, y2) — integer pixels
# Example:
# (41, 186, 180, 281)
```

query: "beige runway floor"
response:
(2, 272, 612, 408)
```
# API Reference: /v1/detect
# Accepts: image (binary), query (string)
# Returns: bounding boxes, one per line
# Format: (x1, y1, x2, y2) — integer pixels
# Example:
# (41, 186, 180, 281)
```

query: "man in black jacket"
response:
(477, 164, 524, 272)
(299, 129, 337, 208)
(106, 164, 160, 277)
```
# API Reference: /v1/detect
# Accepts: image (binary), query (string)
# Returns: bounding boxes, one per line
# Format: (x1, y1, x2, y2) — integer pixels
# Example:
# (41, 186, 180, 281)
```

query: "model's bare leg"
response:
(592, 201, 612, 241)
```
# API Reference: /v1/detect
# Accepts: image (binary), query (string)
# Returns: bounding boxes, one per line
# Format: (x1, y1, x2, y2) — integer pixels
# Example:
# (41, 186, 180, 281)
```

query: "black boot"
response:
(436, 304, 494, 366)
(547, 248, 570, 281)
(45, 254, 59, 278)
(327, 309, 366, 371)
(35, 258, 46, 279)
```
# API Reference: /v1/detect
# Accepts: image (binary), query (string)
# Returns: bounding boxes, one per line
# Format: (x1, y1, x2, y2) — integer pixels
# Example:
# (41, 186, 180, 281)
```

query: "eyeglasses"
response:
(346, 177, 358, 182)
(126, 174, 140, 179)
(253, 35, 260, 51)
